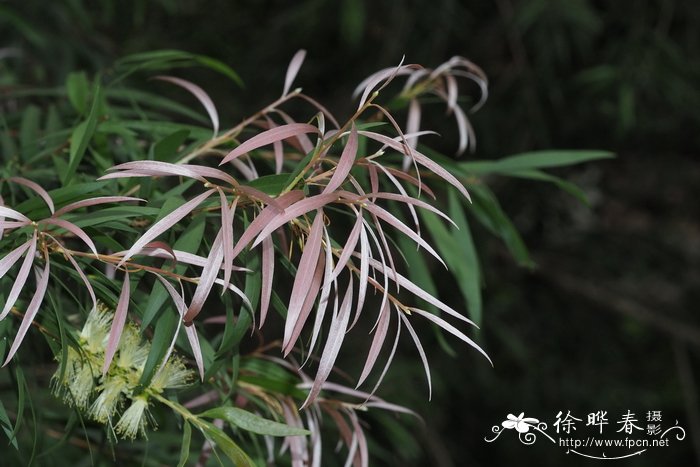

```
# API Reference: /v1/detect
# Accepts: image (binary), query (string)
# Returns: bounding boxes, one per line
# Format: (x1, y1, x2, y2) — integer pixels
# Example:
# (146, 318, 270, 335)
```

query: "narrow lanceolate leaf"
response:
(44, 232, 97, 313)
(220, 124, 321, 165)
(152, 276, 204, 379)
(356, 301, 390, 388)
(0, 206, 30, 223)
(351, 224, 370, 330)
(218, 190, 237, 292)
(362, 255, 474, 326)
(398, 311, 432, 400)
(282, 49, 306, 97)
(3, 258, 50, 366)
(8, 177, 54, 214)
(0, 238, 33, 281)
(251, 193, 337, 248)
(229, 190, 304, 260)
(117, 189, 215, 267)
(0, 231, 37, 321)
(404, 98, 422, 171)
(0, 195, 4, 241)
(265, 117, 285, 174)
(409, 307, 492, 365)
(330, 213, 363, 281)
(284, 211, 324, 351)
(302, 275, 354, 408)
(323, 124, 358, 194)
(103, 161, 205, 182)
(152, 275, 186, 378)
(362, 201, 446, 268)
(39, 218, 99, 257)
(154, 76, 219, 137)
(54, 196, 144, 217)
(183, 229, 225, 323)
(259, 236, 274, 328)
(103, 271, 131, 374)
(360, 131, 471, 201)
(306, 227, 335, 362)
(353, 59, 412, 110)
(287, 242, 325, 357)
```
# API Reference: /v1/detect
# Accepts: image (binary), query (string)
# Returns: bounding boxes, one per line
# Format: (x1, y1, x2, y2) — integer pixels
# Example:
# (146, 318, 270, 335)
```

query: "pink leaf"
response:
(8, 177, 54, 214)
(362, 201, 446, 268)
(301, 275, 354, 408)
(356, 301, 390, 388)
(359, 131, 471, 201)
(117, 189, 215, 268)
(0, 195, 4, 241)
(297, 93, 341, 129)
(410, 307, 492, 365)
(360, 191, 455, 226)
(330, 213, 363, 281)
(305, 227, 335, 361)
(54, 196, 143, 217)
(323, 124, 358, 194)
(361, 255, 474, 326)
(0, 237, 33, 280)
(403, 99, 422, 171)
(154, 76, 219, 136)
(353, 59, 415, 110)
(259, 236, 274, 328)
(229, 190, 304, 260)
(366, 313, 401, 398)
(39, 218, 99, 257)
(153, 274, 194, 379)
(397, 310, 432, 400)
(235, 185, 282, 212)
(3, 257, 50, 366)
(185, 323, 205, 380)
(218, 189, 237, 291)
(282, 49, 306, 97)
(0, 231, 37, 320)
(285, 249, 325, 356)
(283, 211, 324, 350)
(220, 124, 320, 165)
(45, 233, 97, 312)
(183, 229, 225, 323)
(265, 116, 285, 174)
(350, 224, 370, 330)
(273, 110, 315, 154)
(0, 206, 30, 223)
(103, 271, 131, 374)
(251, 193, 337, 248)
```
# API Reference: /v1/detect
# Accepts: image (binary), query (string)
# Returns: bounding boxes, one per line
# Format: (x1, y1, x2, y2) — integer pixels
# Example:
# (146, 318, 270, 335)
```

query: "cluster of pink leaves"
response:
(0, 51, 491, 416)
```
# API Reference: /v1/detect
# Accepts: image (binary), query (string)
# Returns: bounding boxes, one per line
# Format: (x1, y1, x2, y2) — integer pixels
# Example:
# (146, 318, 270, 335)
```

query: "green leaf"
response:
(0, 400, 18, 450)
(138, 306, 178, 389)
(469, 184, 534, 268)
(64, 79, 102, 184)
(19, 105, 40, 161)
(66, 71, 89, 114)
(199, 407, 310, 437)
(447, 189, 482, 325)
(459, 150, 614, 175)
(154, 129, 191, 161)
(141, 212, 205, 329)
(199, 420, 255, 467)
(246, 173, 291, 196)
(177, 421, 192, 467)
(502, 169, 590, 204)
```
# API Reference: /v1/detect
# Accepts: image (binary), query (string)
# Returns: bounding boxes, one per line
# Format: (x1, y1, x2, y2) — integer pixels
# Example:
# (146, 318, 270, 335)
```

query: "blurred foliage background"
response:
(2, 0, 699, 465)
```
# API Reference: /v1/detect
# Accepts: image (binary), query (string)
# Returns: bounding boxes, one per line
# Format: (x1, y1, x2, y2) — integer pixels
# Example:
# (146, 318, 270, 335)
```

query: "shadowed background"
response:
(2, 0, 699, 465)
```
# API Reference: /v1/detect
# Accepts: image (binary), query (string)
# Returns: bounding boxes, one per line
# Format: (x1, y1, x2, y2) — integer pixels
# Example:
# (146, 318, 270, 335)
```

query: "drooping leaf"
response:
(199, 406, 310, 437)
